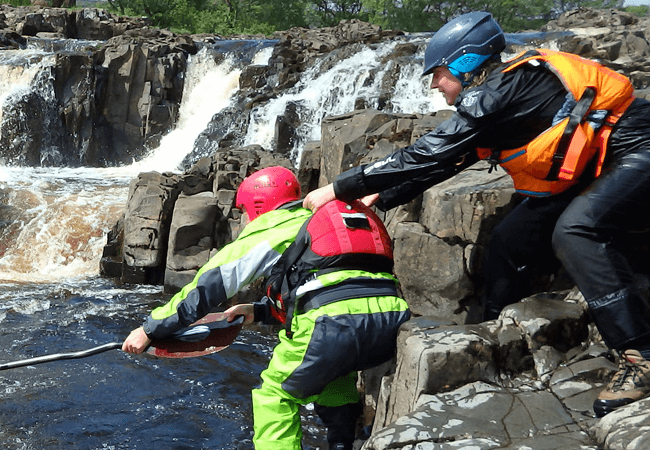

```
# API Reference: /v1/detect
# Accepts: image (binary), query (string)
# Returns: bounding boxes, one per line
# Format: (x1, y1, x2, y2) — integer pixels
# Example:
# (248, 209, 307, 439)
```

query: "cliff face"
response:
(0, 7, 192, 166)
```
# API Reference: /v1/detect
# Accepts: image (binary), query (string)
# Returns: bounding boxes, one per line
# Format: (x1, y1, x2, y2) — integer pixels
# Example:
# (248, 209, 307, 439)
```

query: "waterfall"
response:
(243, 39, 448, 162)
(132, 41, 275, 174)
(0, 36, 444, 283)
(131, 49, 246, 173)
(0, 50, 55, 115)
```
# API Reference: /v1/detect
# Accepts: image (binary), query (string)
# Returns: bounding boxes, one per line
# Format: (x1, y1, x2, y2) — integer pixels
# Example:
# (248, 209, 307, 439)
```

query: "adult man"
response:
(303, 12, 650, 418)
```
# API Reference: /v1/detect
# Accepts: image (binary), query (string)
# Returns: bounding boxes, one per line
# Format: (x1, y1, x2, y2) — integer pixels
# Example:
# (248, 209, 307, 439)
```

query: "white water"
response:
(0, 38, 444, 283)
(0, 167, 131, 282)
(130, 49, 245, 174)
(243, 40, 448, 161)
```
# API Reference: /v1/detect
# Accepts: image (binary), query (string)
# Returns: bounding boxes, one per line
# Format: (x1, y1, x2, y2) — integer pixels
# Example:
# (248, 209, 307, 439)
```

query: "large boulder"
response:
(164, 192, 220, 291)
(363, 291, 619, 450)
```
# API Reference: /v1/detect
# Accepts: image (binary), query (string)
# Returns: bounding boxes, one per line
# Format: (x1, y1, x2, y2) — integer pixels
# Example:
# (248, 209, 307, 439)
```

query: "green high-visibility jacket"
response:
(142, 204, 402, 339)
(143, 205, 312, 339)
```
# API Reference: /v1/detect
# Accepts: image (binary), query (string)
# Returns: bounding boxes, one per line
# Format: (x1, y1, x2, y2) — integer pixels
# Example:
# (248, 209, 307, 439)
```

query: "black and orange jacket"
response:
(334, 49, 649, 207)
(477, 49, 634, 196)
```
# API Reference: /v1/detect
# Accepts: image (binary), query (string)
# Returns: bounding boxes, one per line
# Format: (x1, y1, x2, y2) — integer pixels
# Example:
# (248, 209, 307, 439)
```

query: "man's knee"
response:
(551, 212, 584, 263)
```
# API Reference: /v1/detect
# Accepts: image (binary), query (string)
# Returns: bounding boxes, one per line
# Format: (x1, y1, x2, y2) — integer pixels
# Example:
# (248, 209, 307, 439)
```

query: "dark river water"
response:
(0, 150, 330, 450)
(0, 278, 327, 450)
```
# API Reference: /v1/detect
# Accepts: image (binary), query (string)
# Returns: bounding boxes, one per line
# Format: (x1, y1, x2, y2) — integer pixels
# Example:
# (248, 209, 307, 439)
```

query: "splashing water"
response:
(0, 51, 55, 130)
(130, 49, 244, 174)
(0, 167, 131, 282)
(243, 39, 448, 161)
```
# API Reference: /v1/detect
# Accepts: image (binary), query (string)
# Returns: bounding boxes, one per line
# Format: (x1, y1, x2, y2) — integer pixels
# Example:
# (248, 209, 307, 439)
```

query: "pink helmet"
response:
(236, 166, 301, 220)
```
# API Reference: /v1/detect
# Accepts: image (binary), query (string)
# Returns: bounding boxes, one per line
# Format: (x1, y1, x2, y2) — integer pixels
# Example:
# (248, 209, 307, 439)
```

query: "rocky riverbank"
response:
(4, 5, 650, 448)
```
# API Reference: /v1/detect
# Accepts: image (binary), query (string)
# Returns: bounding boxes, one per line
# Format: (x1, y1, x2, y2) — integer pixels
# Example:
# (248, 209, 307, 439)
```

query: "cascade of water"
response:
(390, 61, 449, 113)
(0, 36, 446, 282)
(129, 49, 243, 174)
(128, 42, 275, 174)
(0, 51, 55, 137)
(242, 38, 448, 162)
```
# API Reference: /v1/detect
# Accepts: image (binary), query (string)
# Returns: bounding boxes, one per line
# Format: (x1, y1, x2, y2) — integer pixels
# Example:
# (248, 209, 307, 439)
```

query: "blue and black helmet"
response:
(422, 12, 506, 82)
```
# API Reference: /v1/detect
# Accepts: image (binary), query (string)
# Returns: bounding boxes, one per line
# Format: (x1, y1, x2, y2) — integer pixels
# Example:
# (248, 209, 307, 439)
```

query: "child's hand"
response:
(224, 303, 255, 324)
(122, 326, 152, 354)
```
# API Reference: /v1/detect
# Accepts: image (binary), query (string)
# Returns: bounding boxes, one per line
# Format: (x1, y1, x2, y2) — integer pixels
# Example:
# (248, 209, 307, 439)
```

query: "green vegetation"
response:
(625, 5, 650, 17)
(5, 0, 649, 35)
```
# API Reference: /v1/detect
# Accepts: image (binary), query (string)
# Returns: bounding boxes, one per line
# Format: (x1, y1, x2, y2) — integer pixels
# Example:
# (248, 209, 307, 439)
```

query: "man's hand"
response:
(303, 184, 335, 211)
(224, 303, 255, 325)
(360, 193, 380, 207)
(122, 326, 152, 354)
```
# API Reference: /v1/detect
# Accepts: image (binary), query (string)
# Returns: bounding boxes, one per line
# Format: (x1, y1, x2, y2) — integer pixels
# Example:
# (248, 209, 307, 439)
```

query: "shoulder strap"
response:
(546, 87, 596, 181)
(277, 199, 304, 210)
(265, 217, 310, 301)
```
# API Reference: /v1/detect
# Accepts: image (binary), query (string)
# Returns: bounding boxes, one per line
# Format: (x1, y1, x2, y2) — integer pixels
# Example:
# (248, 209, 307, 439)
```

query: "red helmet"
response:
(236, 166, 301, 220)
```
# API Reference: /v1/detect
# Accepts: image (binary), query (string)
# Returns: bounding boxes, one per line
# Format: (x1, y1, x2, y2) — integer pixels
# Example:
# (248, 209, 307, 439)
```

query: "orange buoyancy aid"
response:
(477, 49, 635, 197)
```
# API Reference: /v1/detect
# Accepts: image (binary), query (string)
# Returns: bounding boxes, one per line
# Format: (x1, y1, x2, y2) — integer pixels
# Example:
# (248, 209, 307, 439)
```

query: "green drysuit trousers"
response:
(251, 295, 410, 450)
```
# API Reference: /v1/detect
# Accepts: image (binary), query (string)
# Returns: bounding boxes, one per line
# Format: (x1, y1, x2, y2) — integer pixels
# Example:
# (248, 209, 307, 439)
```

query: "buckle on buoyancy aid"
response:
(486, 153, 500, 173)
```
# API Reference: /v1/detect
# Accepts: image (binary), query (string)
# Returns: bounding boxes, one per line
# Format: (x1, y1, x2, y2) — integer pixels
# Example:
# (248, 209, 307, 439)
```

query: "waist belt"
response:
(299, 278, 398, 313)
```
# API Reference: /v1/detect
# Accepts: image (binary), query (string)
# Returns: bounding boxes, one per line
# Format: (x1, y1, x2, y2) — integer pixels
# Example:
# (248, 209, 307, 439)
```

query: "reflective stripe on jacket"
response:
(143, 206, 312, 339)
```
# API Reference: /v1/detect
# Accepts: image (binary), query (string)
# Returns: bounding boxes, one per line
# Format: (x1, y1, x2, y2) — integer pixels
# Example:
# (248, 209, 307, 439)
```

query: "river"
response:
(0, 33, 440, 449)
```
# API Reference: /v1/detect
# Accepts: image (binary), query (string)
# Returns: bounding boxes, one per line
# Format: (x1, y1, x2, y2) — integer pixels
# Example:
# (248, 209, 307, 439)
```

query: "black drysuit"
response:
(333, 58, 650, 354)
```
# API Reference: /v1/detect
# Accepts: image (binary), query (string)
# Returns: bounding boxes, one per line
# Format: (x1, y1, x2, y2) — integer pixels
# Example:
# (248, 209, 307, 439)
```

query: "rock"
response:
(393, 222, 472, 320)
(540, 8, 650, 88)
(75, 8, 150, 40)
(164, 191, 220, 293)
(99, 214, 125, 279)
(0, 29, 26, 48)
(363, 292, 620, 450)
(122, 172, 180, 281)
(2, 6, 649, 168)
(364, 380, 595, 450)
